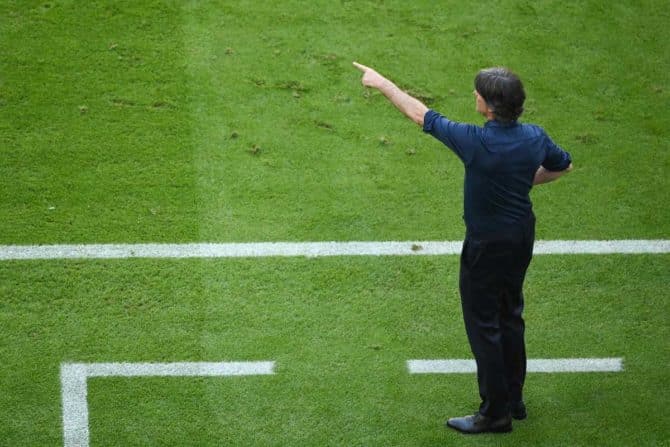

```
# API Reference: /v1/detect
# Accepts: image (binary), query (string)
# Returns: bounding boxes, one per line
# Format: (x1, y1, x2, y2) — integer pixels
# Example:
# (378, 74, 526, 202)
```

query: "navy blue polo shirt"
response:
(423, 109, 572, 237)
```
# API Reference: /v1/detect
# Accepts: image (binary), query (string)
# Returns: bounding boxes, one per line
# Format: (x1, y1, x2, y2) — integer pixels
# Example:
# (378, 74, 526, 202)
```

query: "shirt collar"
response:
(485, 119, 519, 128)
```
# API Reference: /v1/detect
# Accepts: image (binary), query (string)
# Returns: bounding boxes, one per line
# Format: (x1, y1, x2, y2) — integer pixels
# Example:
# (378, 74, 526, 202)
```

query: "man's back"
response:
(423, 110, 571, 237)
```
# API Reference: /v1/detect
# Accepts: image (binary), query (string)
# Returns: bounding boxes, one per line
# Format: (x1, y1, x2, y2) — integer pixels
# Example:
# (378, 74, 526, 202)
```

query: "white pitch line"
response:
(61, 364, 89, 447)
(2, 240, 669, 261)
(85, 361, 275, 377)
(61, 361, 275, 447)
(407, 358, 623, 374)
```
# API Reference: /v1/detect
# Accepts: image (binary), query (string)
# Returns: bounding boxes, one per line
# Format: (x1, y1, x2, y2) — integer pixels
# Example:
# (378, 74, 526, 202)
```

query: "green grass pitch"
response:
(1, 0, 669, 445)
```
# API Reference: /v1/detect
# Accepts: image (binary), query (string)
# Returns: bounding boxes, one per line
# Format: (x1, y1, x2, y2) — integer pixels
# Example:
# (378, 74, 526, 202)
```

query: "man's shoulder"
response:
(517, 122, 547, 137)
(424, 109, 483, 135)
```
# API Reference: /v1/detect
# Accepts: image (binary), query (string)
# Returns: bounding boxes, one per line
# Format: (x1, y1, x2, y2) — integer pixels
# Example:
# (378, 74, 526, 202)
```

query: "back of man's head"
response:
(475, 67, 525, 122)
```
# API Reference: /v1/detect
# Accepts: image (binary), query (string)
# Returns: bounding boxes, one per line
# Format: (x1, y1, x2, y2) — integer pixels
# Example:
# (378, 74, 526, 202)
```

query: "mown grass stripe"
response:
(407, 358, 624, 374)
(2, 240, 669, 260)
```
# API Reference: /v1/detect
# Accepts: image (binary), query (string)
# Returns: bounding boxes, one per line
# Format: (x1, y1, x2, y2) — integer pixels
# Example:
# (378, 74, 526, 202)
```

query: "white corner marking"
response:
(60, 361, 274, 447)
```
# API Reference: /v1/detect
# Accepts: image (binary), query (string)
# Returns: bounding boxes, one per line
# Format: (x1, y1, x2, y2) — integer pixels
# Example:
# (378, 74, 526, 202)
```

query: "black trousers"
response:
(459, 216, 535, 418)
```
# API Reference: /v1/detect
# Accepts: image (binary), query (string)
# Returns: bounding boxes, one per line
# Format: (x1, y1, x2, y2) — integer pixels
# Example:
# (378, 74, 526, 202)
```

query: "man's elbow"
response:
(411, 106, 428, 126)
(412, 113, 424, 126)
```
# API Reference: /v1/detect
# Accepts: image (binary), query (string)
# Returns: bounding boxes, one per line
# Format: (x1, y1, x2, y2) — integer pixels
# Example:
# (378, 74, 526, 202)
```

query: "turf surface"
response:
(1, 1, 669, 445)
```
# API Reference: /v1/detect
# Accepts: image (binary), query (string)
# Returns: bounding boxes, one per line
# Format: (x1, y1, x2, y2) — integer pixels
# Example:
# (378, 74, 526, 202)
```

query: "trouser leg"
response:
(459, 224, 534, 418)
(459, 239, 509, 418)
(501, 218, 534, 403)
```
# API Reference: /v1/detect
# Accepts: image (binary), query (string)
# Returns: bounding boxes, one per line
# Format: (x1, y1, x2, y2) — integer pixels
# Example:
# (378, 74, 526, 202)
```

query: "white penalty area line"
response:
(3, 240, 670, 260)
(60, 361, 275, 447)
(407, 358, 624, 374)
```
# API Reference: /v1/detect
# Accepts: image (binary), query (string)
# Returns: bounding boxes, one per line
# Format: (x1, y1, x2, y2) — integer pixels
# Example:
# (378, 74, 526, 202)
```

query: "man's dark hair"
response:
(475, 67, 525, 122)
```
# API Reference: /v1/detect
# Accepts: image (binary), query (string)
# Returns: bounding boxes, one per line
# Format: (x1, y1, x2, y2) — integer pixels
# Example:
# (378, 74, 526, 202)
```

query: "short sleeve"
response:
(541, 131, 572, 171)
(423, 109, 479, 165)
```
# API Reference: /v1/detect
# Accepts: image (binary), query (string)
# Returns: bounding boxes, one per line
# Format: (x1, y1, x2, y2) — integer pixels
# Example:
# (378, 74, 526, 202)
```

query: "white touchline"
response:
(60, 361, 275, 447)
(2, 240, 669, 260)
(407, 358, 624, 374)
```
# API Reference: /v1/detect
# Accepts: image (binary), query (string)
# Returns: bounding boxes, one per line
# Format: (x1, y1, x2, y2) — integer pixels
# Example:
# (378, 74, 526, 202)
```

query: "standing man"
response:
(353, 62, 572, 434)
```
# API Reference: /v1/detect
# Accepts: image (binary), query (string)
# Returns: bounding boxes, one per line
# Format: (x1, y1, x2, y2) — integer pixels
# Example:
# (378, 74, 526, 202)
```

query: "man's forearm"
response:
(376, 78, 429, 126)
(533, 164, 573, 185)
(353, 62, 428, 126)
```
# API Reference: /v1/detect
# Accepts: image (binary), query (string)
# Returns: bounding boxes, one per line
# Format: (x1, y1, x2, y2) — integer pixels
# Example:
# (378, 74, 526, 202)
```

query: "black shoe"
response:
(511, 401, 527, 420)
(446, 412, 512, 434)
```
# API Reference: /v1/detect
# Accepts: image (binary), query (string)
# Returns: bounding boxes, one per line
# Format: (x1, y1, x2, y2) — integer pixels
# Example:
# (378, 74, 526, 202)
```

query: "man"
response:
(353, 62, 572, 434)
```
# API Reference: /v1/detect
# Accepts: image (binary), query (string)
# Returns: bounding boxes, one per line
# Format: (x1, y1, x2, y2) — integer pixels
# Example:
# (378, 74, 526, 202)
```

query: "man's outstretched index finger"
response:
(353, 61, 368, 72)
